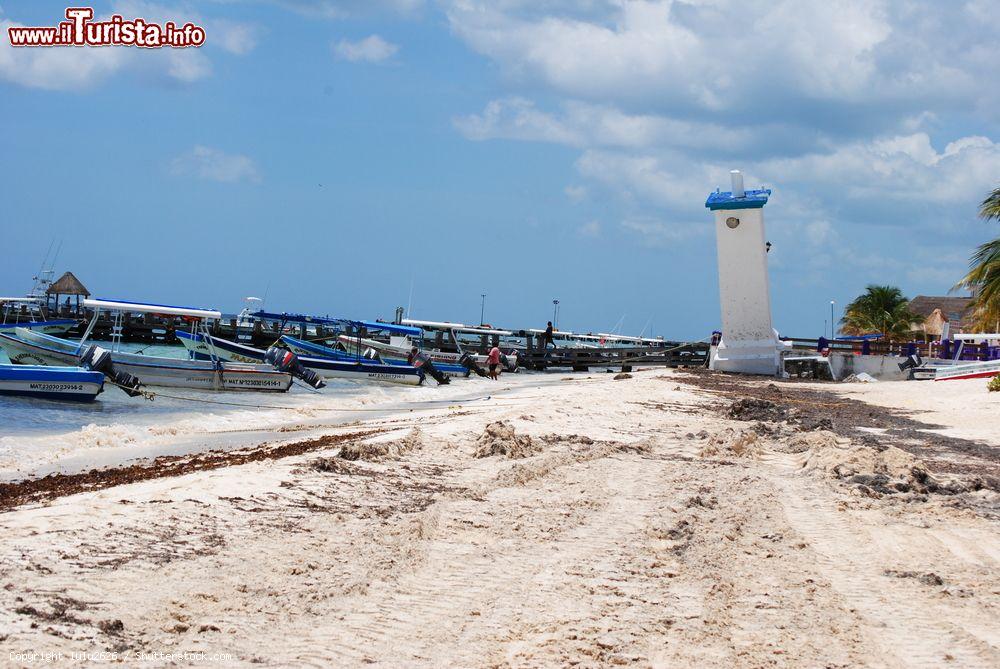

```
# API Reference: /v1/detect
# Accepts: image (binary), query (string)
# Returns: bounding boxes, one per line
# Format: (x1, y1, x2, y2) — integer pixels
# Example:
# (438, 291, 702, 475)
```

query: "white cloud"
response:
(577, 220, 601, 238)
(454, 97, 754, 151)
(0, 0, 259, 91)
(445, 0, 998, 119)
(564, 185, 587, 203)
(272, 0, 423, 20)
(0, 18, 129, 90)
(333, 35, 399, 63)
(762, 133, 1000, 205)
(0, 3, 225, 91)
(620, 218, 708, 247)
(170, 146, 261, 184)
(209, 20, 260, 56)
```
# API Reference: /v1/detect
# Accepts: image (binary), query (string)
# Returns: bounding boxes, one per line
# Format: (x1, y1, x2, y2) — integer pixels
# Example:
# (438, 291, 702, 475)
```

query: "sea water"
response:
(0, 341, 469, 479)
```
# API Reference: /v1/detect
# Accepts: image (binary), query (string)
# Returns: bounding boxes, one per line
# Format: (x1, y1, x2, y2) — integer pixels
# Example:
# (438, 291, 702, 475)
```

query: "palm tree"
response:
(839, 285, 923, 340)
(955, 186, 1000, 331)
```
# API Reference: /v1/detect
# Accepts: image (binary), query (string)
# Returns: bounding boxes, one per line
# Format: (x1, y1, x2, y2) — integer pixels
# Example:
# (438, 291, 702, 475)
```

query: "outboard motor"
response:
(79, 345, 145, 397)
(459, 352, 488, 378)
(898, 352, 923, 377)
(265, 346, 326, 389)
(409, 350, 449, 385)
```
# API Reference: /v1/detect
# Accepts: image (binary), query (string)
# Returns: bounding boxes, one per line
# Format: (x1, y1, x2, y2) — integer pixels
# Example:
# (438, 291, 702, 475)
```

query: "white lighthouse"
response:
(706, 170, 784, 375)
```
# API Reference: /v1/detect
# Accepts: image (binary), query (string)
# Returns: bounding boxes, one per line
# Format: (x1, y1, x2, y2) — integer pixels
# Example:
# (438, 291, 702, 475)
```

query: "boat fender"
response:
(264, 346, 326, 389)
(79, 345, 145, 397)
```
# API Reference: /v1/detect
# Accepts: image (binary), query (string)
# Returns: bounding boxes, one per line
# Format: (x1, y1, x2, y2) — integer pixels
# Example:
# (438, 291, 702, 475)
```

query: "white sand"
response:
(1, 370, 998, 667)
(820, 376, 1000, 443)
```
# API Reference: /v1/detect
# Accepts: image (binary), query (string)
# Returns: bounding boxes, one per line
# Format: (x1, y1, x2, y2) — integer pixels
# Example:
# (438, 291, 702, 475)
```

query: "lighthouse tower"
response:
(705, 170, 783, 375)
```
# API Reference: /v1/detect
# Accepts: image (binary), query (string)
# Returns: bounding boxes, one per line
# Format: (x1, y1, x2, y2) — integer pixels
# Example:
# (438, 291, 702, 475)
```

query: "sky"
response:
(1, 0, 998, 341)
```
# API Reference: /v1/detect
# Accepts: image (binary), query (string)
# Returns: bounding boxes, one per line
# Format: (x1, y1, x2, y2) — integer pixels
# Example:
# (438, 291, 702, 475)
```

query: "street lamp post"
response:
(552, 299, 560, 329)
(480, 293, 486, 326)
(830, 300, 836, 339)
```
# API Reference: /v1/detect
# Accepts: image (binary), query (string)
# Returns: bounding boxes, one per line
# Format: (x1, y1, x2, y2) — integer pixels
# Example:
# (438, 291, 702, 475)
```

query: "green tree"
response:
(839, 285, 923, 340)
(955, 187, 1000, 332)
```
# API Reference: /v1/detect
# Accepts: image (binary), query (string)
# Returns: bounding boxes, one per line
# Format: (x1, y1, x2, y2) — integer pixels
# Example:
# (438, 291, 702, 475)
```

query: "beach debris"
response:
(474, 421, 539, 459)
(726, 397, 787, 422)
(613, 372, 633, 380)
(98, 619, 125, 634)
(884, 570, 944, 587)
(988, 376, 1000, 392)
(698, 428, 762, 459)
(843, 372, 878, 383)
(799, 436, 936, 495)
(311, 457, 357, 474)
(338, 428, 423, 462)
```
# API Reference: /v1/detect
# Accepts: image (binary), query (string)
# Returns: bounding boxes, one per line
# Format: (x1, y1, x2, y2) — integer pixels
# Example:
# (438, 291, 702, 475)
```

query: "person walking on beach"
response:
(487, 344, 502, 380)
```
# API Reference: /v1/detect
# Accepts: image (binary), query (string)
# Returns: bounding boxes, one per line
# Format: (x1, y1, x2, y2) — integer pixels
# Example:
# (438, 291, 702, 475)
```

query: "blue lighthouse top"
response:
(705, 187, 771, 211)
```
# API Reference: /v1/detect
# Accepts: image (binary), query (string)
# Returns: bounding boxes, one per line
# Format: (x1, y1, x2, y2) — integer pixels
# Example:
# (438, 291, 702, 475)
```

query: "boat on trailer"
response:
(0, 299, 294, 392)
(175, 331, 425, 386)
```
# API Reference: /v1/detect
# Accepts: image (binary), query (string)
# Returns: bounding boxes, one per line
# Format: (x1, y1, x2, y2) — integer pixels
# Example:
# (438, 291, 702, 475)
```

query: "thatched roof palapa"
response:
(46, 271, 90, 297)
(908, 295, 974, 334)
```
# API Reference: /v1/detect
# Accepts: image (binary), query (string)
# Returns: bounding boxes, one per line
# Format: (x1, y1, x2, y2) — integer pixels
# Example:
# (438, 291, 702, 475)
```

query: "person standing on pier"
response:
(542, 321, 556, 350)
(487, 344, 502, 380)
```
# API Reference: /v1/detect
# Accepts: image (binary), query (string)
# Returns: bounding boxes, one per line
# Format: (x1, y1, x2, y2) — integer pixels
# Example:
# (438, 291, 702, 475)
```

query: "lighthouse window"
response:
(726, 217, 740, 229)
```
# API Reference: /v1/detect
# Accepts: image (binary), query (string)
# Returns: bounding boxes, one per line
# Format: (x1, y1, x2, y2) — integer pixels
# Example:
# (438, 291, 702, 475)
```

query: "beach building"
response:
(908, 295, 974, 338)
(45, 271, 91, 316)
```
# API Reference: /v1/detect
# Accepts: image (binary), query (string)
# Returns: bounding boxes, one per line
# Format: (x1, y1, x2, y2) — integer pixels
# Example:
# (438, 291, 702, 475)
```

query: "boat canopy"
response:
(833, 334, 883, 341)
(253, 311, 422, 336)
(951, 333, 1000, 341)
(402, 318, 513, 336)
(83, 298, 222, 320)
(0, 296, 43, 303)
(357, 320, 421, 336)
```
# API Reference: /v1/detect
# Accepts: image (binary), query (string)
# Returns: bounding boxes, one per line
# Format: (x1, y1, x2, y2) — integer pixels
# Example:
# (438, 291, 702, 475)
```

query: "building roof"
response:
(705, 188, 771, 211)
(908, 295, 974, 331)
(46, 271, 90, 296)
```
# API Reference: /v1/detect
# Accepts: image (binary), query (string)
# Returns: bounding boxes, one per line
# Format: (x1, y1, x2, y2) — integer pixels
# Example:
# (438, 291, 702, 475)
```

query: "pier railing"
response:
(518, 342, 709, 371)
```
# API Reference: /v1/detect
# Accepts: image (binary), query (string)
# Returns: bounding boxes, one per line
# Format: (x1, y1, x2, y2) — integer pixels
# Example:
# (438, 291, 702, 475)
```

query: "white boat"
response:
(0, 299, 294, 392)
(0, 297, 76, 334)
(332, 334, 484, 370)
(176, 331, 425, 386)
(934, 359, 1000, 381)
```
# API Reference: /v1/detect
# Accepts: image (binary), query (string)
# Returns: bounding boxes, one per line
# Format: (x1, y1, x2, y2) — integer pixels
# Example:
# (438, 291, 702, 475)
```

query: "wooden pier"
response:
(518, 338, 709, 372)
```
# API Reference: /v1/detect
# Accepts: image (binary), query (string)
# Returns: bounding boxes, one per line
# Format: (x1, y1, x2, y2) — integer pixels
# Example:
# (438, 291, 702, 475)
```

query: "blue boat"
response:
(175, 331, 426, 386)
(0, 364, 104, 402)
(281, 334, 471, 378)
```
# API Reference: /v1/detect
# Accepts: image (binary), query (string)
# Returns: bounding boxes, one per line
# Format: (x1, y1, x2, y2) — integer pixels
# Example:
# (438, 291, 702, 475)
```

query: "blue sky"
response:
(2, 0, 998, 340)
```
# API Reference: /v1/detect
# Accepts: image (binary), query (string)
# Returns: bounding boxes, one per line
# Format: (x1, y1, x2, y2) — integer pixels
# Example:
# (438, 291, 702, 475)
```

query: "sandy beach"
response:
(2, 369, 998, 668)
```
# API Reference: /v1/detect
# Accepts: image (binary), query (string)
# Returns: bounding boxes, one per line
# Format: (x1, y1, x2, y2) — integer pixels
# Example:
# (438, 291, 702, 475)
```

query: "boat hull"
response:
(0, 364, 104, 402)
(287, 335, 471, 378)
(0, 319, 77, 335)
(335, 334, 486, 367)
(934, 360, 1000, 381)
(176, 331, 424, 386)
(0, 329, 292, 392)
